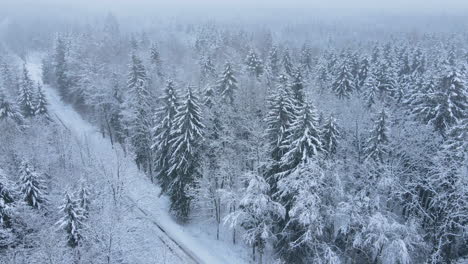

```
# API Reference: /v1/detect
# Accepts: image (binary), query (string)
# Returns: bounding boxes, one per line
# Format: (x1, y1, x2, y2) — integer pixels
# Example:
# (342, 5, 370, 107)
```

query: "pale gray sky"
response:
(4, 0, 468, 9)
(2, 0, 468, 16)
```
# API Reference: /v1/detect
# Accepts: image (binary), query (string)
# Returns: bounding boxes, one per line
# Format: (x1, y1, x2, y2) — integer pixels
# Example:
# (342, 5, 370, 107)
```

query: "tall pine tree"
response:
(152, 80, 179, 192)
(57, 192, 85, 248)
(364, 108, 390, 163)
(332, 61, 354, 99)
(18, 65, 35, 117)
(19, 161, 46, 209)
(217, 62, 238, 105)
(167, 87, 204, 222)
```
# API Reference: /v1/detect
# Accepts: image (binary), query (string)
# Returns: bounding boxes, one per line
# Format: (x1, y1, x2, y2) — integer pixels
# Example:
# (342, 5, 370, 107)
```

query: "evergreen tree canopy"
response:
(280, 103, 322, 173)
(245, 50, 264, 78)
(168, 87, 204, 221)
(152, 80, 179, 193)
(412, 67, 467, 136)
(35, 83, 49, 116)
(217, 62, 238, 105)
(322, 115, 340, 157)
(57, 192, 85, 248)
(19, 161, 46, 209)
(332, 61, 354, 99)
(290, 70, 306, 106)
(0, 93, 23, 124)
(282, 49, 294, 77)
(268, 46, 280, 76)
(364, 108, 390, 163)
(18, 65, 35, 117)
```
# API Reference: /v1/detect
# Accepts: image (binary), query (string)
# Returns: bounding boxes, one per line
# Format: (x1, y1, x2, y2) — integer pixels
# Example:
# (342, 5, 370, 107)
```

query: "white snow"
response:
(26, 53, 250, 264)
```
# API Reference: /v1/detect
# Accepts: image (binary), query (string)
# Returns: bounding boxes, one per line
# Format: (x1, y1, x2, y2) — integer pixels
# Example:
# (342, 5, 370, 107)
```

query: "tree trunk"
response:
(252, 244, 256, 261)
(104, 113, 114, 146)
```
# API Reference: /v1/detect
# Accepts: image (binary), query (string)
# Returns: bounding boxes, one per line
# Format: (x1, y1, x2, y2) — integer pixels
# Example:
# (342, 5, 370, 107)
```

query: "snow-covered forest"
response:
(0, 1, 467, 263)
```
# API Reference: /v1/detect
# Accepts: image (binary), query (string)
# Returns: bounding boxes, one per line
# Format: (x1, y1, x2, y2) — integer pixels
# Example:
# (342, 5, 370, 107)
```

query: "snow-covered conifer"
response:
(54, 36, 69, 98)
(34, 83, 48, 116)
(412, 67, 467, 137)
(332, 61, 354, 99)
(0, 172, 14, 228)
(57, 192, 85, 248)
(19, 161, 46, 209)
(245, 50, 264, 78)
(280, 103, 322, 172)
(152, 80, 179, 192)
(217, 62, 238, 105)
(300, 45, 313, 73)
(364, 109, 390, 162)
(225, 172, 285, 263)
(268, 46, 280, 76)
(357, 57, 370, 89)
(282, 49, 294, 76)
(200, 55, 217, 84)
(18, 65, 35, 117)
(167, 87, 204, 221)
(76, 181, 91, 218)
(127, 54, 148, 102)
(150, 43, 161, 65)
(289, 70, 306, 106)
(322, 115, 340, 157)
(0, 93, 23, 124)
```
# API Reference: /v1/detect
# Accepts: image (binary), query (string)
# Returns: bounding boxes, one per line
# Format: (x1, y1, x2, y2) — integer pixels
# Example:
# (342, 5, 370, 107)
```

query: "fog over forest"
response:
(0, 1, 467, 264)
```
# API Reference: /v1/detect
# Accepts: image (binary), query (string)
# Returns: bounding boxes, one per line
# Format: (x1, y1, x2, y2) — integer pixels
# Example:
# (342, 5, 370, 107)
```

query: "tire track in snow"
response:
(123, 196, 203, 264)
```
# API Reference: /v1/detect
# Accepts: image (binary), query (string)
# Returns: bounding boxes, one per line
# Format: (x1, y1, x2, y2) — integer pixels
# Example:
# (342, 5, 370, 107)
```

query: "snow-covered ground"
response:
(26, 54, 251, 264)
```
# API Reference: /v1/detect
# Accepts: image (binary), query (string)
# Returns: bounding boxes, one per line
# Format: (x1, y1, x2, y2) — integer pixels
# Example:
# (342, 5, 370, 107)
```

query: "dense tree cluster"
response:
(1, 12, 467, 264)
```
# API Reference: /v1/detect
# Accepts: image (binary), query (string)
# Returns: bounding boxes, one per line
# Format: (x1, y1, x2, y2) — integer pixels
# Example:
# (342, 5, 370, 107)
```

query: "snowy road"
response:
(26, 54, 247, 264)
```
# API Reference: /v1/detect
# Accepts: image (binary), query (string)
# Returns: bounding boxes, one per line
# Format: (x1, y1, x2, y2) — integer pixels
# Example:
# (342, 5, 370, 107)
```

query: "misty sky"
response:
(4, 0, 468, 10)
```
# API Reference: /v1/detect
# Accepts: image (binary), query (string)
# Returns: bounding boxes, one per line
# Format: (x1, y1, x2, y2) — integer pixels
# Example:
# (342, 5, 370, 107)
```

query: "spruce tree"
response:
(357, 57, 370, 89)
(0, 62, 16, 92)
(280, 103, 322, 173)
(289, 70, 306, 106)
(76, 182, 90, 218)
(268, 46, 280, 76)
(19, 161, 46, 209)
(412, 48, 426, 74)
(225, 172, 285, 263)
(282, 49, 294, 77)
(412, 67, 467, 137)
(265, 82, 296, 191)
(322, 115, 340, 157)
(0, 93, 23, 124)
(18, 65, 35, 117)
(266, 85, 295, 163)
(35, 83, 48, 116)
(363, 70, 379, 109)
(364, 108, 390, 163)
(167, 87, 204, 221)
(150, 43, 163, 77)
(57, 192, 85, 248)
(150, 43, 161, 65)
(152, 81, 179, 193)
(217, 62, 238, 105)
(332, 61, 354, 99)
(200, 56, 216, 84)
(54, 36, 69, 98)
(127, 54, 148, 98)
(130, 95, 153, 173)
(370, 62, 397, 100)
(127, 54, 152, 172)
(245, 50, 264, 78)
(300, 44, 313, 73)
(0, 174, 14, 228)
(399, 52, 412, 76)
(202, 84, 215, 108)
